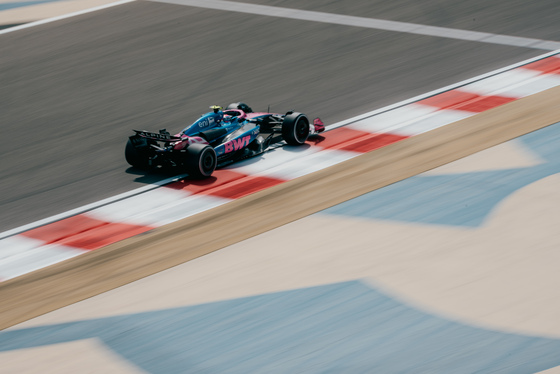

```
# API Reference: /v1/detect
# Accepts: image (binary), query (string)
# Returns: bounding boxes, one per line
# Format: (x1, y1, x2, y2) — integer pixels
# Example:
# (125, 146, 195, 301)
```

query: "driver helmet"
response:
(226, 102, 253, 113)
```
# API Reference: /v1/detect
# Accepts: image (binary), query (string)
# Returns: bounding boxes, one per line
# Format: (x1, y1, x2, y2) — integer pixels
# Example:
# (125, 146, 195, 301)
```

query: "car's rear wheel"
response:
(125, 138, 149, 168)
(184, 143, 217, 178)
(282, 112, 309, 145)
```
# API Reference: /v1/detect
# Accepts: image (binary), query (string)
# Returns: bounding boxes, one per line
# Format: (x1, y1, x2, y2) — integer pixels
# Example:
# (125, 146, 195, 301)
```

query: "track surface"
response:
(1, 0, 558, 232)
(228, 0, 560, 40)
(2, 2, 560, 372)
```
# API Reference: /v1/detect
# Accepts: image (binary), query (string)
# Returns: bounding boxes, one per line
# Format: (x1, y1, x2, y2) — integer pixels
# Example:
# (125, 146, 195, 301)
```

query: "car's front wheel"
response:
(282, 112, 310, 145)
(184, 143, 217, 178)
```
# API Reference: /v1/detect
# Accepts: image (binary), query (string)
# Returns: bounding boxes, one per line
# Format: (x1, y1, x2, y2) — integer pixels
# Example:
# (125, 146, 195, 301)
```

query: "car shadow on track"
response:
(125, 167, 184, 185)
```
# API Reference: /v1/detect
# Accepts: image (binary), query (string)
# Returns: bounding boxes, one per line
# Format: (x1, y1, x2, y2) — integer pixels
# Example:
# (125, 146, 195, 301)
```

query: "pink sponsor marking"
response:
(224, 135, 251, 153)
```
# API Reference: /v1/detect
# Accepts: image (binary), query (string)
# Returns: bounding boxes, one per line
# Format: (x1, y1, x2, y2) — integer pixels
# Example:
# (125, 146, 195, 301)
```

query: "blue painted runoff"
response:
(0, 0, 64, 12)
(321, 122, 560, 227)
(1, 280, 560, 373)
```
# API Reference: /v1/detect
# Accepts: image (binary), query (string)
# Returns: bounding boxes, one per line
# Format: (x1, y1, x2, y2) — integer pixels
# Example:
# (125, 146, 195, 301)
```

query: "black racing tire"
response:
(125, 139, 149, 168)
(184, 143, 217, 178)
(282, 112, 310, 145)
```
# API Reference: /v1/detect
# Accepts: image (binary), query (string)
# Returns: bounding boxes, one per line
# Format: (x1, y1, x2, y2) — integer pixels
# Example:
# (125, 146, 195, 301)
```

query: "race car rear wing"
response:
(133, 130, 182, 142)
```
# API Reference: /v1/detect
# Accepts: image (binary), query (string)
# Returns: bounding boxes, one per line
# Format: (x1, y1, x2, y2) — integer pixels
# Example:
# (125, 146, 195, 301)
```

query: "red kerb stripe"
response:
(56, 222, 153, 250)
(22, 214, 153, 250)
(22, 215, 107, 243)
(308, 127, 374, 150)
(165, 169, 247, 194)
(202, 175, 285, 199)
(309, 127, 408, 153)
(419, 90, 517, 112)
(165, 168, 285, 199)
(336, 133, 408, 153)
(522, 56, 560, 74)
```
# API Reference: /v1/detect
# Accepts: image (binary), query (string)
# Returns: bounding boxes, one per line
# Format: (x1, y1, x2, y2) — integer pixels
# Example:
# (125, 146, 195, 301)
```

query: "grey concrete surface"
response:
(0, 0, 546, 232)
(160, 0, 560, 50)
(230, 0, 560, 41)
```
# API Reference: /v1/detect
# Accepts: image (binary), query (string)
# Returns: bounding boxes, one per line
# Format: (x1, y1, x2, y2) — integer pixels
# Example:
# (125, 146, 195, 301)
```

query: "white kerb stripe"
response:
(140, 194, 231, 226)
(478, 71, 560, 98)
(348, 104, 437, 134)
(86, 188, 192, 227)
(0, 236, 45, 261)
(391, 109, 475, 137)
(459, 69, 541, 96)
(256, 149, 360, 181)
(0, 244, 86, 281)
(226, 144, 321, 176)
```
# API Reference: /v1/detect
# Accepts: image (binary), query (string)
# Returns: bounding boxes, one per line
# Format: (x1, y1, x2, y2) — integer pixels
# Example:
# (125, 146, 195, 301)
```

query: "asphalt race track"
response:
(2, 0, 560, 232)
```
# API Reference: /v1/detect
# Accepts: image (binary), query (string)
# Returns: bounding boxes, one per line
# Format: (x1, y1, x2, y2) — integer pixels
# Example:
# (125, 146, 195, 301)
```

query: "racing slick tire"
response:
(125, 139, 149, 168)
(184, 143, 217, 178)
(282, 112, 310, 145)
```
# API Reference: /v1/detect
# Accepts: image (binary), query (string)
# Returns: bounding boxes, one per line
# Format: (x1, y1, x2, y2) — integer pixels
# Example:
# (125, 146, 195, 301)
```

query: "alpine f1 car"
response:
(125, 102, 325, 178)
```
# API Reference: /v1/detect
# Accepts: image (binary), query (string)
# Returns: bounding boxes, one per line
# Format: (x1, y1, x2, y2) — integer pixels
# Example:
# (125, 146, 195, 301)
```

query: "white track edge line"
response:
(0, 0, 136, 35)
(1, 41, 559, 240)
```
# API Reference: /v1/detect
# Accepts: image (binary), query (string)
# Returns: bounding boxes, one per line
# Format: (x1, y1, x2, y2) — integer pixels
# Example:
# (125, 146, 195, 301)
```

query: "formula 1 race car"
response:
(125, 102, 325, 178)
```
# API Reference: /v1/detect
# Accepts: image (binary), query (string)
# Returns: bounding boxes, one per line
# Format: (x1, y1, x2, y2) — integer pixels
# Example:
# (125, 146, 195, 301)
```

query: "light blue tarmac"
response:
(322, 123, 560, 227)
(2, 280, 560, 373)
(0, 0, 63, 12)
